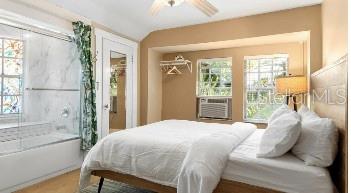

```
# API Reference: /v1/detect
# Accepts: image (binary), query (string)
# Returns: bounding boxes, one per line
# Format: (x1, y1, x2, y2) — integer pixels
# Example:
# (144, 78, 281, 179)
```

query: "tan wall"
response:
(140, 5, 322, 125)
(147, 50, 163, 123)
(162, 43, 306, 125)
(109, 58, 126, 130)
(322, 0, 348, 66)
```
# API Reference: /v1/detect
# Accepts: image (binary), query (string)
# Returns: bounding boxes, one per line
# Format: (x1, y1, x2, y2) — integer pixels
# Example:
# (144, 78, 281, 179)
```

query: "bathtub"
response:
(0, 132, 79, 155)
(0, 123, 83, 193)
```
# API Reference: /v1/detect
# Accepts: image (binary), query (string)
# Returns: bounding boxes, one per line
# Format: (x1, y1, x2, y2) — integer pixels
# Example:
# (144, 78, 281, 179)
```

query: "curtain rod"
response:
(0, 18, 73, 42)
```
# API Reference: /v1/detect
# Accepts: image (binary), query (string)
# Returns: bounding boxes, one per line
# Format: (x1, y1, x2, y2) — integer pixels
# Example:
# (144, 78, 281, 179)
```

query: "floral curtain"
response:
(72, 21, 97, 150)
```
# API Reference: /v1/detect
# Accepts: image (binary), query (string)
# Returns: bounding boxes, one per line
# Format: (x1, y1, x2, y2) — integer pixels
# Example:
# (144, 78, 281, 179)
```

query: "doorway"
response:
(95, 29, 138, 140)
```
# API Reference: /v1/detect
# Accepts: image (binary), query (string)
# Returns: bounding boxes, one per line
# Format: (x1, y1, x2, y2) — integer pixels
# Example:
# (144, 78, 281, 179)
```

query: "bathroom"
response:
(0, 8, 83, 193)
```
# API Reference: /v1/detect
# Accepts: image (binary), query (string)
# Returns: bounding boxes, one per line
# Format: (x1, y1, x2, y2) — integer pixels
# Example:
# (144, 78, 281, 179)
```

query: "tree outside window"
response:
(197, 58, 232, 97)
(244, 54, 288, 122)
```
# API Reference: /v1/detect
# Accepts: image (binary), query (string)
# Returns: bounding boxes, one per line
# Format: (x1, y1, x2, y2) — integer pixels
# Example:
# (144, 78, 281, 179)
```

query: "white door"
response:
(101, 39, 133, 138)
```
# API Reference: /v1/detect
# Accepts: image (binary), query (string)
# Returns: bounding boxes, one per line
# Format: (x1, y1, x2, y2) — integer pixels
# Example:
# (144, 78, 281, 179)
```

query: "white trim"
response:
(95, 29, 138, 140)
(0, 9, 74, 37)
(10, 0, 91, 25)
(95, 29, 138, 49)
(197, 57, 232, 62)
(244, 54, 289, 60)
(95, 31, 103, 141)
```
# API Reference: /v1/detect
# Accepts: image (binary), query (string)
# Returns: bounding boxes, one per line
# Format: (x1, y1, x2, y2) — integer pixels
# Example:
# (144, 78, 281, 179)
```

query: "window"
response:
(244, 54, 288, 123)
(197, 58, 232, 97)
(0, 38, 24, 115)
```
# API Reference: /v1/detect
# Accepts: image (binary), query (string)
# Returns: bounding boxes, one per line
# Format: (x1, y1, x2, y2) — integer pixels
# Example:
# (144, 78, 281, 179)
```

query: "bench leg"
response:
(97, 177, 104, 193)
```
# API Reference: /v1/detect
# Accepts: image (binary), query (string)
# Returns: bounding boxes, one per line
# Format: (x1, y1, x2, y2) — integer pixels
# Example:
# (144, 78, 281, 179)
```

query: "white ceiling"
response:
(45, 0, 322, 41)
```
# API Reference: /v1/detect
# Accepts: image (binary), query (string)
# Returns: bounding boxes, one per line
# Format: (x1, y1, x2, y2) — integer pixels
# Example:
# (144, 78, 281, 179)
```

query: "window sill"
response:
(243, 119, 268, 124)
(197, 117, 232, 121)
(197, 96, 232, 98)
(0, 115, 20, 122)
(0, 115, 19, 119)
(197, 118, 233, 125)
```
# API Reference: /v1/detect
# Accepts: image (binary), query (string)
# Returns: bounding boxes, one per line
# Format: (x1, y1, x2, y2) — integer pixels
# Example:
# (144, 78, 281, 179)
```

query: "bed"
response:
(81, 56, 347, 193)
(81, 121, 334, 193)
(222, 130, 334, 193)
(80, 120, 258, 190)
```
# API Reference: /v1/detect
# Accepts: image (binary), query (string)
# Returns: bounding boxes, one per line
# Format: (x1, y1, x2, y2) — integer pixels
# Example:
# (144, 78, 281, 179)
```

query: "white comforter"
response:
(80, 120, 256, 192)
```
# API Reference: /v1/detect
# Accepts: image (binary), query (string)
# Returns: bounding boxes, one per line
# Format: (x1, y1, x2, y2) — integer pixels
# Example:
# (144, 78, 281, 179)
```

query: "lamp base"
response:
(286, 95, 297, 111)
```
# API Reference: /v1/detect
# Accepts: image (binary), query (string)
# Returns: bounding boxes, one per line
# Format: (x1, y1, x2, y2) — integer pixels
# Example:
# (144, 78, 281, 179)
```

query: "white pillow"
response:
(267, 104, 291, 123)
(257, 110, 301, 158)
(298, 105, 319, 122)
(292, 106, 339, 167)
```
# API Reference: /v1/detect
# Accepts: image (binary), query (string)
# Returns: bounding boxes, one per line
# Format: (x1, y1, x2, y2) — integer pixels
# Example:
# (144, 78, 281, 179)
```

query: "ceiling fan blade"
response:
(150, 0, 166, 16)
(186, 0, 218, 17)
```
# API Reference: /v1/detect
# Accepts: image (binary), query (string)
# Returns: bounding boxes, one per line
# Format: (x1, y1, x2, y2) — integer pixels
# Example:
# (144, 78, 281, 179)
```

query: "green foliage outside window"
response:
(198, 58, 232, 97)
(244, 55, 288, 122)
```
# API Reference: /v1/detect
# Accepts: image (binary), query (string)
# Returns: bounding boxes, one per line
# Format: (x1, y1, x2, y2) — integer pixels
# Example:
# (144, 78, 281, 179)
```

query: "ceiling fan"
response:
(150, 0, 218, 17)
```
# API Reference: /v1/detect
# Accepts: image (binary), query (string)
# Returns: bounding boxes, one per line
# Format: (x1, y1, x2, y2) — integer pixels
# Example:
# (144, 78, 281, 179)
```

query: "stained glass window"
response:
(3, 96, 21, 114)
(1, 38, 23, 115)
(4, 39, 23, 58)
(0, 39, 2, 57)
(3, 78, 21, 95)
(244, 54, 288, 123)
(4, 58, 22, 75)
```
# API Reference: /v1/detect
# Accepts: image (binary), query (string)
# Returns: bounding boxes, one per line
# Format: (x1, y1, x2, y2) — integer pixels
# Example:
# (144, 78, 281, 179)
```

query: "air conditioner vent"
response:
(198, 97, 231, 119)
(207, 98, 227, 103)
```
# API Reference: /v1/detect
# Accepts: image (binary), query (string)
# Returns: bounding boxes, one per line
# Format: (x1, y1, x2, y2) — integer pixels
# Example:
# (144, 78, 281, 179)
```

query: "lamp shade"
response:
(275, 75, 307, 95)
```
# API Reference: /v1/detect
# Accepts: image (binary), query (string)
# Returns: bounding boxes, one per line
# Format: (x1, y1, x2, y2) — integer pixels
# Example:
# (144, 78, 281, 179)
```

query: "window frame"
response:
(0, 37, 24, 117)
(243, 54, 289, 123)
(196, 57, 233, 97)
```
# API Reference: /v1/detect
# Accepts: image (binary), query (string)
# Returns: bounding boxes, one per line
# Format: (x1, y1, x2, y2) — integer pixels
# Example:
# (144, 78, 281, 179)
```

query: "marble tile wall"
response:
(0, 24, 81, 135)
(22, 31, 81, 135)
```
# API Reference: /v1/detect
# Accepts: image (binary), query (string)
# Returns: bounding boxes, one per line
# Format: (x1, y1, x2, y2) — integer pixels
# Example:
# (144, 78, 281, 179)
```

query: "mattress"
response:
(222, 129, 335, 193)
(80, 120, 255, 189)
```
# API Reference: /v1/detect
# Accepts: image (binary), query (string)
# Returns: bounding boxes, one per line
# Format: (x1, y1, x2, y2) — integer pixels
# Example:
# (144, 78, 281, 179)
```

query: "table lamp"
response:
(275, 75, 307, 111)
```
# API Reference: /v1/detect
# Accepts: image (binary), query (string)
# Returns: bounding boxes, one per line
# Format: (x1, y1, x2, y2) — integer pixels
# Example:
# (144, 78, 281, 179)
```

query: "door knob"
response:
(104, 104, 109, 109)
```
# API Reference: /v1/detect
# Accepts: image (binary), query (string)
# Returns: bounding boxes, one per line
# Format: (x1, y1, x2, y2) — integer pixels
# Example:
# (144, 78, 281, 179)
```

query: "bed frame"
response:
(310, 55, 348, 193)
(92, 55, 348, 193)
(92, 170, 281, 193)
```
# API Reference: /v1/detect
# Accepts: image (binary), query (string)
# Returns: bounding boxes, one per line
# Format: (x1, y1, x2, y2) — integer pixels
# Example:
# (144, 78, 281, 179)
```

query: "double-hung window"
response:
(197, 58, 232, 97)
(244, 54, 288, 123)
(0, 38, 24, 115)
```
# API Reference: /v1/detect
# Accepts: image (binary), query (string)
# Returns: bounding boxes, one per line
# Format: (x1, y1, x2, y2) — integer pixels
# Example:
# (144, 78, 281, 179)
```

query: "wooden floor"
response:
(15, 170, 99, 193)
(110, 128, 123, 133)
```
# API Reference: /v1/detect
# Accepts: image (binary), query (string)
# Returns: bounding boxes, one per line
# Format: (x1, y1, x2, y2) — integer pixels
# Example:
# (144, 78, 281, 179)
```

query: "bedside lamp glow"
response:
(275, 75, 307, 111)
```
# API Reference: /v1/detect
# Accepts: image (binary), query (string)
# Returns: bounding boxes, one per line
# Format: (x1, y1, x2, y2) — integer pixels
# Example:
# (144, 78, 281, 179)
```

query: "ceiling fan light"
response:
(165, 0, 184, 7)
